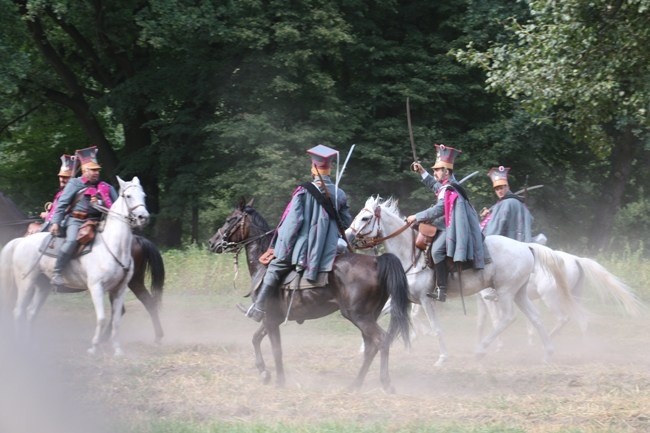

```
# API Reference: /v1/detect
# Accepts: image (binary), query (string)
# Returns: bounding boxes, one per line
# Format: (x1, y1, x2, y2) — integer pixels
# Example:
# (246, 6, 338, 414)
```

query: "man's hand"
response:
(406, 215, 417, 224)
(411, 162, 425, 174)
(480, 207, 490, 219)
(50, 223, 60, 236)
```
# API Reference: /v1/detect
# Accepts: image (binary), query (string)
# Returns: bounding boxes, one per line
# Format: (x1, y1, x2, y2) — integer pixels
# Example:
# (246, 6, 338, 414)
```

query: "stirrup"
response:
(427, 286, 446, 302)
(243, 304, 265, 322)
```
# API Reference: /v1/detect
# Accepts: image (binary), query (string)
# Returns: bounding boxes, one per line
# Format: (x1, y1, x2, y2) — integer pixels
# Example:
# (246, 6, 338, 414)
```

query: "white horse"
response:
(0, 176, 149, 356)
(349, 196, 575, 363)
(478, 248, 643, 346)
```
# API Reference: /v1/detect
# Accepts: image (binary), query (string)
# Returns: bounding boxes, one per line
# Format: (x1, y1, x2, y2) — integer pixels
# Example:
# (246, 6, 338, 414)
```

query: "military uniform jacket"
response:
(51, 176, 118, 226)
(414, 178, 485, 268)
(273, 175, 352, 281)
(482, 191, 533, 242)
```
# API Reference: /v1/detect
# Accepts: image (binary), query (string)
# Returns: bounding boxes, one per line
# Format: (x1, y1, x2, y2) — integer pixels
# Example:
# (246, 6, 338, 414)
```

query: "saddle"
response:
(424, 239, 492, 272)
(251, 268, 330, 293)
(38, 234, 95, 258)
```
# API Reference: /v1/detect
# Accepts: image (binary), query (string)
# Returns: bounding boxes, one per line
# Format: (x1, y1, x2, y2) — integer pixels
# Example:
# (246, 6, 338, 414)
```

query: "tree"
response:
(454, 0, 650, 250)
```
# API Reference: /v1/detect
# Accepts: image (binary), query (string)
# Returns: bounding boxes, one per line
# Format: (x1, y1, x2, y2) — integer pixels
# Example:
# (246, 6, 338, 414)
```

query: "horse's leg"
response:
(514, 288, 554, 362)
(419, 296, 449, 367)
(24, 283, 51, 339)
(87, 284, 108, 355)
(475, 291, 518, 359)
(265, 322, 285, 387)
(108, 286, 129, 357)
(251, 324, 271, 384)
(128, 280, 164, 344)
(348, 317, 386, 392)
(13, 281, 37, 341)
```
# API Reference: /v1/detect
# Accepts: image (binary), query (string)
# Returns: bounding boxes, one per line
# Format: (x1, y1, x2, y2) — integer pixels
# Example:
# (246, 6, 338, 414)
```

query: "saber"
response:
(406, 97, 418, 166)
(514, 184, 544, 196)
(458, 170, 479, 185)
(335, 144, 355, 191)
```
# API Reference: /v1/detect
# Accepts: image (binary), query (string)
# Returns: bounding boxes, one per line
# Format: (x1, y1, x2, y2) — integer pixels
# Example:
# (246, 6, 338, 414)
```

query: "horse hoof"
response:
(475, 350, 487, 361)
(87, 347, 97, 356)
(114, 348, 125, 357)
(382, 384, 396, 394)
(260, 370, 271, 385)
(434, 355, 448, 368)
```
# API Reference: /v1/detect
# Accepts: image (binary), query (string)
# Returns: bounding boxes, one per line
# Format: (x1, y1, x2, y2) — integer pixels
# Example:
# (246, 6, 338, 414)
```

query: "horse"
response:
(478, 248, 643, 346)
(207, 198, 411, 393)
(348, 196, 575, 363)
(0, 176, 150, 356)
(0, 192, 165, 344)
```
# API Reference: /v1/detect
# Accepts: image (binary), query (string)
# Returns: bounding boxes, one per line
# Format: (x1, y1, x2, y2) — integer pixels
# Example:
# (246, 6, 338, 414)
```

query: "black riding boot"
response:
(427, 261, 448, 302)
(51, 243, 75, 289)
(244, 282, 275, 322)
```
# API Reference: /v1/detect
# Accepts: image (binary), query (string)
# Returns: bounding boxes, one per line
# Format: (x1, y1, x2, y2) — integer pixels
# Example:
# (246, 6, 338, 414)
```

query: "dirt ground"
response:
(1, 290, 649, 433)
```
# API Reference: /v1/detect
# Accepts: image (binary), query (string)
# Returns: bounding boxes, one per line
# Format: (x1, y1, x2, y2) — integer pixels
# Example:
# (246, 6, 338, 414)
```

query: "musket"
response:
(406, 97, 419, 168)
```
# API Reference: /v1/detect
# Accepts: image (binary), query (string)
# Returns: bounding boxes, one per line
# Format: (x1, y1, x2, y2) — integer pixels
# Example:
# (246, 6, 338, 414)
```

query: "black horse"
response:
(208, 198, 411, 393)
(0, 192, 165, 343)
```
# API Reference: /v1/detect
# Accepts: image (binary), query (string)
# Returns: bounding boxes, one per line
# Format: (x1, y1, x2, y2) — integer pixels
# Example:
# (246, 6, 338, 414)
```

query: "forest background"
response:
(1, 0, 648, 255)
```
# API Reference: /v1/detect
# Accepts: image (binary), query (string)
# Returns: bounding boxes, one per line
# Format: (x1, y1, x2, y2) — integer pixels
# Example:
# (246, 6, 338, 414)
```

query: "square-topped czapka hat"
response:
(488, 166, 510, 188)
(75, 146, 101, 170)
(58, 154, 74, 177)
(431, 144, 462, 170)
(307, 144, 338, 175)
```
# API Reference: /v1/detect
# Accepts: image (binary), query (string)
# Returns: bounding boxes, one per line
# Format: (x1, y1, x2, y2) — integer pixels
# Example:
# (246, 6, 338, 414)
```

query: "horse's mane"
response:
(244, 206, 272, 233)
(363, 195, 402, 218)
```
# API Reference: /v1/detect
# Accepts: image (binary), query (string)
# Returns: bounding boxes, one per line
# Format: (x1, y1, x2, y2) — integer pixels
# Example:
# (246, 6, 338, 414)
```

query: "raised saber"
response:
(458, 170, 479, 185)
(335, 144, 355, 208)
(406, 97, 418, 168)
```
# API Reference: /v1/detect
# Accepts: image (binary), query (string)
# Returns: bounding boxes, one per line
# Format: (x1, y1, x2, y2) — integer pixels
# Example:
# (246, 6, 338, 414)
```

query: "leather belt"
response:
(71, 211, 88, 219)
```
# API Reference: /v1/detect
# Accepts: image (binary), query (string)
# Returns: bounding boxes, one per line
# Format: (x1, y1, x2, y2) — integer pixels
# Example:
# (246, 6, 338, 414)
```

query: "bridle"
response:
(94, 183, 148, 227)
(351, 205, 413, 250)
(217, 210, 274, 254)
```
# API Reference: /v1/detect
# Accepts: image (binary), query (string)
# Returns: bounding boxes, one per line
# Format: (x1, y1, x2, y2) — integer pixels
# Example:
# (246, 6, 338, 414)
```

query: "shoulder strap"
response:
(301, 182, 345, 233)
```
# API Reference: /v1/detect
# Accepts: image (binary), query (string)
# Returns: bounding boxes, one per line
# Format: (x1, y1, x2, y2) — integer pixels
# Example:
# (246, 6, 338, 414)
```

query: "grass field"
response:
(1, 247, 649, 433)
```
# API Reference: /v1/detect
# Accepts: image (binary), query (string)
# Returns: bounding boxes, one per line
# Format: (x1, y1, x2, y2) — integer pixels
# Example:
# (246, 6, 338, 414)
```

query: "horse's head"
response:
(116, 176, 150, 229)
(349, 196, 402, 248)
(208, 198, 255, 253)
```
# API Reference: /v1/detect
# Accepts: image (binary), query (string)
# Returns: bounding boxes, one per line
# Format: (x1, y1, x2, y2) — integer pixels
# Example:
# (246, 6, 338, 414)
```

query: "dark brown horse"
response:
(208, 198, 411, 393)
(0, 192, 165, 343)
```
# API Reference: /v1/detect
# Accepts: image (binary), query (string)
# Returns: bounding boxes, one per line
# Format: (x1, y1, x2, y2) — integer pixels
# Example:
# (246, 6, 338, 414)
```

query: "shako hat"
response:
(307, 144, 338, 175)
(76, 146, 101, 170)
(488, 166, 510, 188)
(431, 144, 462, 170)
(57, 154, 74, 177)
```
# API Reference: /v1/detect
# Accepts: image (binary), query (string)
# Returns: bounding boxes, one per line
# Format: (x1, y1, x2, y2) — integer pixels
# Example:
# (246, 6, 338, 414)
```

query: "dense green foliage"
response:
(1, 0, 648, 254)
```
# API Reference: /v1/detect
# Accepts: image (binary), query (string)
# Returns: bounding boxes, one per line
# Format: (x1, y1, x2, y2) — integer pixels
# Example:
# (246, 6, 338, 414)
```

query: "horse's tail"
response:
(377, 253, 411, 348)
(527, 243, 581, 317)
(576, 257, 645, 316)
(0, 238, 20, 327)
(135, 235, 165, 307)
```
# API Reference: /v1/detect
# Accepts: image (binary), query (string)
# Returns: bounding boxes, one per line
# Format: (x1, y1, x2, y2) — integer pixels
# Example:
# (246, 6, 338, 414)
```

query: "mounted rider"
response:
(407, 144, 486, 302)
(49, 146, 118, 290)
(37, 154, 74, 233)
(243, 144, 353, 322)
(479, 166, 533, 242)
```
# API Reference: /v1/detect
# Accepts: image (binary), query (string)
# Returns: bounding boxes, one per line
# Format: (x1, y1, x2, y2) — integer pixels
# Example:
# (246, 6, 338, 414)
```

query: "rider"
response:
(49, 146, 118, 289)
(479, 166, 533, 242)
(479, 166, 534, 301)
(406, 144, 485, 302)
(37, 154, 74, 232)
(243, 144, 352, 322)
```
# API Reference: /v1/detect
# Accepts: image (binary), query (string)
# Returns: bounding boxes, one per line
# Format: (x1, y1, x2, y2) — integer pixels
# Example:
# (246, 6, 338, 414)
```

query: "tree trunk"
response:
(589, 125, 638, 251)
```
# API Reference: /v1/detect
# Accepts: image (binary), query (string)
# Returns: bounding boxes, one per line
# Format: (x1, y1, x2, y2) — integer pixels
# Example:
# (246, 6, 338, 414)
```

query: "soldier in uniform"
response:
(479, 166, 533, 242)
(243, 144, 352, 322)
(49, 146, 118, 289)
(406, 144, 485, 302)
(38, 154, 74, 232)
